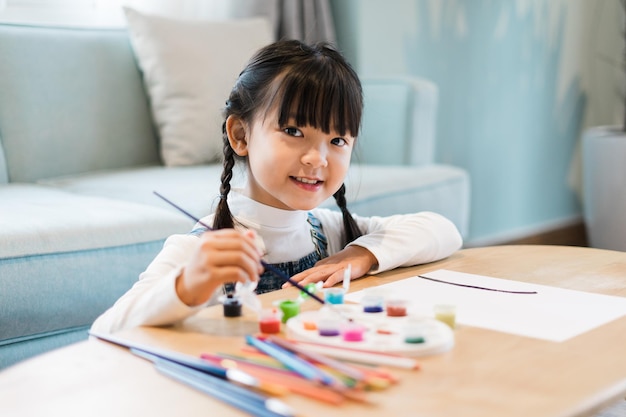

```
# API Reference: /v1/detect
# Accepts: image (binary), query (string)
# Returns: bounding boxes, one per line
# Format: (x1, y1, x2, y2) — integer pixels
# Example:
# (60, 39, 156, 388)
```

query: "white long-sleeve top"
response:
(91, 190, 462, 333)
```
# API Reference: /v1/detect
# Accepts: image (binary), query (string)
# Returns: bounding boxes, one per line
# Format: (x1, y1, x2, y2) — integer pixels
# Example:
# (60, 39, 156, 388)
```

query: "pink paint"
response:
(341, 323, 365, 342)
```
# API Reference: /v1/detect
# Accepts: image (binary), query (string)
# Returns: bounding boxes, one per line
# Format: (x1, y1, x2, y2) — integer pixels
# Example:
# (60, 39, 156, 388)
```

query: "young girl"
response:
(91, 40, 462, 333)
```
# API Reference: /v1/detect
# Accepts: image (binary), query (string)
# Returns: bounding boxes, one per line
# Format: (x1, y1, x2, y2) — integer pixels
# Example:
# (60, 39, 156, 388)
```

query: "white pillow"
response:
(124, 7, 274, 166)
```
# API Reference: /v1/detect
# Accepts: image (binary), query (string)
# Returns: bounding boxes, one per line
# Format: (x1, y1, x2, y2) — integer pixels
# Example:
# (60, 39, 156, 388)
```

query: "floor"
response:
(502, 220, 589, 247)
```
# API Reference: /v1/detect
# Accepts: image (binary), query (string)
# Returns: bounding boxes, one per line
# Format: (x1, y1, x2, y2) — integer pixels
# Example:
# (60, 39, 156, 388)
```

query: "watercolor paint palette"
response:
(285, 304, 454, 357)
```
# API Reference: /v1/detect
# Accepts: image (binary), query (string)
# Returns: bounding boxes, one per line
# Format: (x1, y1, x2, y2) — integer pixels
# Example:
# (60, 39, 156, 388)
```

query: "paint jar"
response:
(361, 295, 384, 313)
(278, 300, 300, 324)
(385, 299, 408, 317)
(219, 293, 242, 317)
(259, 308, 282, 334)
(434, 304, 456, 329)
(403, 321, 427, 344)
(317, 317, 342, 337)
(341, 322, 366, 342)
(300, 282, 318, 299)
(324, 287, 345, 304)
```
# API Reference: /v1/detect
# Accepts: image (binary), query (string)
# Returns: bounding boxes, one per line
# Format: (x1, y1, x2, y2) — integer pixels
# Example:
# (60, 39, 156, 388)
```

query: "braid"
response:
(213, 126, 236, 230)
(333, 183, 362, 246)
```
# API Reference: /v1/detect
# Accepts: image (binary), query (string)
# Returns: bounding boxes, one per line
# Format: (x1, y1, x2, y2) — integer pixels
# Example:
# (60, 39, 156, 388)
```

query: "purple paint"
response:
(319, 328, 341, 337)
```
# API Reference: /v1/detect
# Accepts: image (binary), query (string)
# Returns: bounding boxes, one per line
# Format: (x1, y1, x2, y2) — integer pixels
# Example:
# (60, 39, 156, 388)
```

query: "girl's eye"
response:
(331, 137, 348, 147)
(284, 127, 303, 137)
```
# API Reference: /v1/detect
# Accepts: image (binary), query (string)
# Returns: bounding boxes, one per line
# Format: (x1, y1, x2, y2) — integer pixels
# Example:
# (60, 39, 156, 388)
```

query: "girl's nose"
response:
(301, 145, 328, 168)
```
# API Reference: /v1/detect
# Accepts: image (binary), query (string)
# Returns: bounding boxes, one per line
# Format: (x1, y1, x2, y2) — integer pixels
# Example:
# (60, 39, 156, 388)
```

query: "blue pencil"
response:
(245, 335, 337, 386)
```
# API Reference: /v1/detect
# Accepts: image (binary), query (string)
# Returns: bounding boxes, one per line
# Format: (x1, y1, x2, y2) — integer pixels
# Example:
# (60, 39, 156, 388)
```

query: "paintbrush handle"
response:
(261, 263, 326, 304)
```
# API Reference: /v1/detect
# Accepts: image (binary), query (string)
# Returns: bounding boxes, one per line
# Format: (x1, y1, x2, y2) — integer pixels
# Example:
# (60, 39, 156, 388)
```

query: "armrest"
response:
(0, 137, 7, 184)
(358, 76, 438, 166)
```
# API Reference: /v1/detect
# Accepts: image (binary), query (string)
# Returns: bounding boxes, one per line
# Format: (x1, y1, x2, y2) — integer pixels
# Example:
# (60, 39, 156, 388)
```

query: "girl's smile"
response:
(291, 176, 324, 191)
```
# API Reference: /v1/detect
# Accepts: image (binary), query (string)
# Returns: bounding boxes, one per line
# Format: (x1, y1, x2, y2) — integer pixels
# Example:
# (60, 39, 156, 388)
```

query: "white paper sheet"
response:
(345, 269, 626, 342)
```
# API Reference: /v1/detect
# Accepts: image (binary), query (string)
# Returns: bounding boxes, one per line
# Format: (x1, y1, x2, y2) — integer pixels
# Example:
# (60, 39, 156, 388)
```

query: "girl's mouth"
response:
(293, 176, 321, 185)
(290, 176, 323, 190)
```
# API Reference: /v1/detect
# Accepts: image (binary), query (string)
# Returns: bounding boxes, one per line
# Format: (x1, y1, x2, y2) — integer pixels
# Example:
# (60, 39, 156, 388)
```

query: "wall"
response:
(332, 0, 623, 245)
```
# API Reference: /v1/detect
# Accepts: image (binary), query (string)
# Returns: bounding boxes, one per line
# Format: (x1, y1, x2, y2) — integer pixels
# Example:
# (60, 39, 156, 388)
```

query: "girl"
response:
(91, 40, 462, 333)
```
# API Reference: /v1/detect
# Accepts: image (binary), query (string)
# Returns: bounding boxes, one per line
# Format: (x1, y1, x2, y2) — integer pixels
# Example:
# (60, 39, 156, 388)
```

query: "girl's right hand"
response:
(175, 229, 263, 306)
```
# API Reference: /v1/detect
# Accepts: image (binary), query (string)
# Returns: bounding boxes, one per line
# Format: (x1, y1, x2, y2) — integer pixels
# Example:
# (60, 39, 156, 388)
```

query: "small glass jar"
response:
(361, 295, 385, 313)
(259, 308, 282, 334)
(341, 321, 366, 342)
(317, 317, 342, 337)
(385, 299, 408, 317)
(278, 300, 300, 324)
(324, 287, 346, 304)
(433, 304, 456, 329)
(219, 293, 242, 317)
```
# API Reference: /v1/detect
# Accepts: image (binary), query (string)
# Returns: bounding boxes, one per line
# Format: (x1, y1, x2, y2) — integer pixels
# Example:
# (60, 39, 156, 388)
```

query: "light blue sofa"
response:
(0, 22, 470, 369)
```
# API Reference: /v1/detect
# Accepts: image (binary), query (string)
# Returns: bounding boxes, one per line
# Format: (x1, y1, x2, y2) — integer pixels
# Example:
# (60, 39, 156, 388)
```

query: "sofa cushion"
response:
(0, 239, 168, 354)
(360, 77, 437, 166)
(337, 164, 470, 237)
(38, 165, 235, 221)
(0, 24, 160, 182)
(0, 184, 191, 260)
(39, 163, 469, 237)
(123, 8, 273, 167)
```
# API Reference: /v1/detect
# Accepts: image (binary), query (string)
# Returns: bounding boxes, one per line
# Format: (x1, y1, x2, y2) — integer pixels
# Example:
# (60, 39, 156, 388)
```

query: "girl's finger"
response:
(322, 269, 344, 288)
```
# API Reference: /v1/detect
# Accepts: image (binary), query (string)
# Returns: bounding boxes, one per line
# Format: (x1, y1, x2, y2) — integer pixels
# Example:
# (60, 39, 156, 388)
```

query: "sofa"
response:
(0, 13, 470, 369)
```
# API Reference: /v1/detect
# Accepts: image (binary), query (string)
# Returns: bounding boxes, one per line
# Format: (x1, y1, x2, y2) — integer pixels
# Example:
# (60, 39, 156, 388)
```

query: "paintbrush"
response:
(153, 191, 326, 304)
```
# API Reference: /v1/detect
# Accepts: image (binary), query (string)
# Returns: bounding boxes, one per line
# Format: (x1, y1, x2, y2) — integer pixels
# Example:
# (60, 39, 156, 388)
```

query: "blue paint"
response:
(324, 288, 345, 304)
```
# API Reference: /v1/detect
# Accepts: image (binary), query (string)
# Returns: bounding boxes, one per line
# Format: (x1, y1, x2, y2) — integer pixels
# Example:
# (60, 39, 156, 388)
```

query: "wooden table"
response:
(2, 245, 626, 417)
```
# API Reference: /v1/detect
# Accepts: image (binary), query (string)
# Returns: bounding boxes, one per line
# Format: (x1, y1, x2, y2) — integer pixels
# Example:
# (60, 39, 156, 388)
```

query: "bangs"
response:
(267, 59, 362, 137)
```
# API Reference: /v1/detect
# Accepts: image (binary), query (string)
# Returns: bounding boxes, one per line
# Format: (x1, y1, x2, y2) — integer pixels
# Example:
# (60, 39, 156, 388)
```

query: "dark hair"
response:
(214, 40, 363, 247)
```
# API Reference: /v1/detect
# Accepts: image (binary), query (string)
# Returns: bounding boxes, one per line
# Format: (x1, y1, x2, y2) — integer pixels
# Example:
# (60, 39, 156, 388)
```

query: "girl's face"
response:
(228, 109, 355, 211)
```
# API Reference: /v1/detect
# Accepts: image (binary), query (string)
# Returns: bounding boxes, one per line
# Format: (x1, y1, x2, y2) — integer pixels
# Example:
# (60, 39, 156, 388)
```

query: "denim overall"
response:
(189, 212, 328, 294)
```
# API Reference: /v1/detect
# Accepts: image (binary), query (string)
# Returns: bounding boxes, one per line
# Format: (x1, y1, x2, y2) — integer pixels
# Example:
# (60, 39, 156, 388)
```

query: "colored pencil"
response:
(220, 349, 357, 387)
(91, 331, 290, 407)
(130, 348, 287, 397)
(201, 353, 346, 405)
(266, 335, 366, 381)
(246, 335, 338, 385)
(153, 358, 294, 417)
(235, 346, 392, 390)
(285, 339, 420, 370)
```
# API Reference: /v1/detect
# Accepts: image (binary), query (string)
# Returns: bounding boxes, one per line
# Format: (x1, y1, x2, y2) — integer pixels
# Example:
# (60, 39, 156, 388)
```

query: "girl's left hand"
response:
(283, 245, 378, 289)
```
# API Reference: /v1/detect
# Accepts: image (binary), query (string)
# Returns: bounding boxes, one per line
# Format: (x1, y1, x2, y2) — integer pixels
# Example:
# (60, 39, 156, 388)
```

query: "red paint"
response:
(259, 317, 281, 334)
(386, 305, 407, 317)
